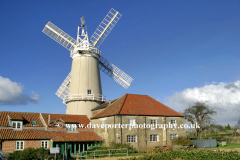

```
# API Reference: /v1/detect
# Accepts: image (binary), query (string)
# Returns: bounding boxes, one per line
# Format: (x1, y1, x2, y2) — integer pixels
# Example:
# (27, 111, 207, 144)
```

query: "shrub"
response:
(121, 149, 240, 160)
(171, 136, 193, 146)
(7, 147, 52, 160)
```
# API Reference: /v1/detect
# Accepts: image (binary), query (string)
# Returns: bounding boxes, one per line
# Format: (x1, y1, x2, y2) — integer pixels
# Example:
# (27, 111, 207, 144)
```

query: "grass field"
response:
(209, 143, 240, 149)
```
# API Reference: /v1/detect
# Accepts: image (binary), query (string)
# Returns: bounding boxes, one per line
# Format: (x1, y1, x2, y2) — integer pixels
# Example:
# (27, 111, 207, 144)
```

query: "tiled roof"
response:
(8, 114, 24, 120)
(0, 112, 101, 142)
(41, 113, 91, 128)
(0, 111, 44, 127)
(0, 129, 102, 142)
(48, 131, 103, 142)
(0, 129, 50, 140)
(0, 111, 93, 130)
(91, 99, 118, 111)
(91, 94, 184, 119)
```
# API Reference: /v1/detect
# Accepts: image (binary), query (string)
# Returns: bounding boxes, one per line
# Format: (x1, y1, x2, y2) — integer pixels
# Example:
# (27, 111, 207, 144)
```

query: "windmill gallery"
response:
(0, 9, 185, 155)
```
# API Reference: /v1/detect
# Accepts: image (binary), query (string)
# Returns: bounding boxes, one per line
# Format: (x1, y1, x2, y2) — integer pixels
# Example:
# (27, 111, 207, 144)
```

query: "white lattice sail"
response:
(42, 22, 76, 51)
(90, 8, 122, 48)
(99, 56, 133, 89)
(56, 72, 71, 100)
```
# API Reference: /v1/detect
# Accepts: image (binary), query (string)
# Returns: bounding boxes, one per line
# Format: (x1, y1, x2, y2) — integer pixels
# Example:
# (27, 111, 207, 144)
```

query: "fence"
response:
(193, 139, 217, 148)
(77, 148, 128, 159)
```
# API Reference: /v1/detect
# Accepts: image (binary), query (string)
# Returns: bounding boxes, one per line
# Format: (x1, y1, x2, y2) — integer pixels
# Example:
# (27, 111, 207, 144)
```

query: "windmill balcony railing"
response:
(64, 94, 107, 103)
(89, 45, 101, 54)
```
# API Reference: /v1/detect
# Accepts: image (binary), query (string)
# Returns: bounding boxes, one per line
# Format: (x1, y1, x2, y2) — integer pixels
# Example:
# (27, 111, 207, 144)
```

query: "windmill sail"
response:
(42, 22, 76, 51)
(99, 56, 133, 89)
(90, 8, 122, 48)
(56, 72, 71, 101)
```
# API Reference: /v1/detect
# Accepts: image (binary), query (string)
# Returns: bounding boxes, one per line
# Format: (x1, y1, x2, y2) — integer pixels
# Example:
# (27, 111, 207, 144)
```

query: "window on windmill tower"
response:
(87, 89, 92, 95)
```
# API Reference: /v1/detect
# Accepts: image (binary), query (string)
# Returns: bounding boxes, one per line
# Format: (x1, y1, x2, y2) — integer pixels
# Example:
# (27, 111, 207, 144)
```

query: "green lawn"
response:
(113, 152, 147, 157)
(211, 143, 240, 149)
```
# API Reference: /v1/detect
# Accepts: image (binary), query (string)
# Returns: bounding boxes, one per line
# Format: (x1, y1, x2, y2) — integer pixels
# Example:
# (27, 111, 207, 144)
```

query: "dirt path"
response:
(219, 149, 240, 152)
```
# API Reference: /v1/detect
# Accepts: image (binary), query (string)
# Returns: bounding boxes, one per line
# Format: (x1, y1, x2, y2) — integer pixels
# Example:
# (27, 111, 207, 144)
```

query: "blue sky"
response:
(1, 1, 240, 126)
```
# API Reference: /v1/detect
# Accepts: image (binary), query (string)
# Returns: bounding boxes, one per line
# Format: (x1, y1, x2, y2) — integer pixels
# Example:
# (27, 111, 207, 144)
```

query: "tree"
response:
(225, 124, 231, 130)
(235, 117, 240, 129)
(182, 101, 216, 139)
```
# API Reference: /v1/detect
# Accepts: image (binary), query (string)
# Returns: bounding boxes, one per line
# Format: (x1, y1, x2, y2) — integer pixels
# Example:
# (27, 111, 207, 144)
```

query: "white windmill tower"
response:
(42, 8, 133, 118)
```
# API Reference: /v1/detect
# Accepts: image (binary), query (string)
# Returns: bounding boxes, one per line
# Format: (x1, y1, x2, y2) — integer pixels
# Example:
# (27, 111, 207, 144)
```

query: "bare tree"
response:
(235, 117, 240, 129)
(182, 101, 216, 139)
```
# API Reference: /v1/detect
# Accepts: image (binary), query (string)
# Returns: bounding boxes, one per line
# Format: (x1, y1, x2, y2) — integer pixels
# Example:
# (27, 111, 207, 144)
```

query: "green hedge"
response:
(121, 149, 240, 160)
(7, 147, 54, 160)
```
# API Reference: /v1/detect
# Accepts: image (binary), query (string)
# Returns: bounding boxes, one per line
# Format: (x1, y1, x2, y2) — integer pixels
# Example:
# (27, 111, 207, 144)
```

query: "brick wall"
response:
(2, 140, 50, 154)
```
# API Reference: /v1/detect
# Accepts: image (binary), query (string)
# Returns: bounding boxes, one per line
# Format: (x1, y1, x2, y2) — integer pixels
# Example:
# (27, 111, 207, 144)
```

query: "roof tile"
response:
(48, 131, 102, 142)
(91, 94, 184, 119)
(0, 129, 50, 140)
(0, 112, 44, 127)
(41, 113, 91, 129)
(0, 129, 102, 142)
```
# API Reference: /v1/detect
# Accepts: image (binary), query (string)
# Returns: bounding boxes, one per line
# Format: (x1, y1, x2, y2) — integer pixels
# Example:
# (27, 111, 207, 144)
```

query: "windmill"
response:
(42, 8, 133, 118)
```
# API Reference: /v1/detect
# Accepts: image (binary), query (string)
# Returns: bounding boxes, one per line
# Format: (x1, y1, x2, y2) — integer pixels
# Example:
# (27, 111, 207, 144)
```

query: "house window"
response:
(127, 135, 137, 142)
(151, 119, 157, 126)
(12, 121, 22, 129)
(171, 120, 176, 124)
(66, 124, 76, 131)
(41, 141, 48, 149)
(87, 89, 92, 95)
(170, 134, 178, 140)
(52, 120, 58, 126)
(16, 141, 24, 150)
(150, 135, 158, 142)
(129, 119, 135, 126)
(102, 120, 105, 127)
(31, 120, 37, 126)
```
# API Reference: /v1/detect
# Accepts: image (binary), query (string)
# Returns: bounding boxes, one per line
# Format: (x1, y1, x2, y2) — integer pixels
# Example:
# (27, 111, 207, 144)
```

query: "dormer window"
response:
(87, 89, 92, 95)
(65, 124, 77, 132)
(52, 120, 58, 126)
(31, 120, 37, 126)
(12, 121, 22, 129)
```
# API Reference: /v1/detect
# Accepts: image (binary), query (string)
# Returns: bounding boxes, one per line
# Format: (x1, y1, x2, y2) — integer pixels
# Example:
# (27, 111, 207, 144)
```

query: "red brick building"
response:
(0, 111, 102, 155)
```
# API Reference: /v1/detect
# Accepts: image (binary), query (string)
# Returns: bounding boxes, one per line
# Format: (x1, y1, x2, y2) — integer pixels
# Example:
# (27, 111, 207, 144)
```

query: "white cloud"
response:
(0, 76, 39, 106)
(166, 80, 240, 126)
